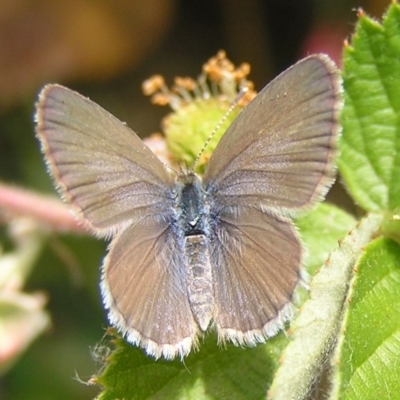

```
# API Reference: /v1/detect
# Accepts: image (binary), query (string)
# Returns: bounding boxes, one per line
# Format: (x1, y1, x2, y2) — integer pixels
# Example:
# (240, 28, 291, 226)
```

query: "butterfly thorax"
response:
(175, 172, 207, 235)
(175, 172, 214, 331)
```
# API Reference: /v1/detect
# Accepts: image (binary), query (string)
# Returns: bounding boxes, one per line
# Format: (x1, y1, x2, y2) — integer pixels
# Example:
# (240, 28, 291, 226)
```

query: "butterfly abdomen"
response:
(185, 234, 213, 331)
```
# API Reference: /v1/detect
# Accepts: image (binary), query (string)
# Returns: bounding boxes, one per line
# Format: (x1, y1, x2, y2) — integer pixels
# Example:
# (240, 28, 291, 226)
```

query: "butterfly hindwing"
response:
(209, 207, 302, 345)
(101, 215, 198, 360)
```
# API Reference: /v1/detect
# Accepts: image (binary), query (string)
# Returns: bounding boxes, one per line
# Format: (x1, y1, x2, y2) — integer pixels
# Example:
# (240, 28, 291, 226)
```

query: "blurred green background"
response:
(0, 0, 390, 399)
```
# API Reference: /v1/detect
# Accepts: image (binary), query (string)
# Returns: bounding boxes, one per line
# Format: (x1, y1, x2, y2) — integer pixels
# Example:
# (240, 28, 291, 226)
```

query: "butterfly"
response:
(35, 54, 341, 360)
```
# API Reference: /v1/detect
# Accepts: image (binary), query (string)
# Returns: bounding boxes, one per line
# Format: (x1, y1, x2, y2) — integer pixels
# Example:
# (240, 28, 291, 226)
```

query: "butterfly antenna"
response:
(164, 157, 188, 177)
(192, 87, 249, 170)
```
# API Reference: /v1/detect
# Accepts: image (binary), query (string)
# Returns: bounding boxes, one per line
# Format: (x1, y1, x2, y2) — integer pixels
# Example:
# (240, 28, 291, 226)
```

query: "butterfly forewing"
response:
(204, 55, 341, 214)
(36, 85, 175, 235)
(101, 216, 198, 360)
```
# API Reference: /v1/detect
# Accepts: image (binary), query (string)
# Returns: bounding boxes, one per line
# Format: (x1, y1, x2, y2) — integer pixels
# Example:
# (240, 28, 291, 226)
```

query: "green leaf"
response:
(268, 213, 383, 400)
(94, 331, 285, 400)
(296, 203, 356, 274)
(339, 3, 400, 212)
(331, 238, 400, 399)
